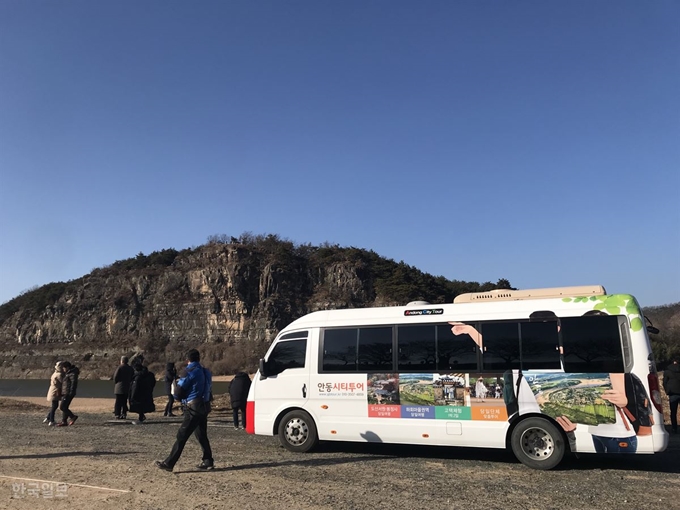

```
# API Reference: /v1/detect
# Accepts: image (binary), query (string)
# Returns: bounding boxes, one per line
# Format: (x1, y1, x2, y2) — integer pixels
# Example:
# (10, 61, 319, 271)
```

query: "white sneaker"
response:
(43, 418, 49, 424)
(47, 421, 56, 427)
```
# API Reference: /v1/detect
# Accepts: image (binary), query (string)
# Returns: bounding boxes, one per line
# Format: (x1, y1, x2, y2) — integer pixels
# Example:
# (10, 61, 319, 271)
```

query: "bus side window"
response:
(480, 321, 521, 371)
(397, 325, 436, 372)
(436, 324, 479, 371)
(560, 315, 624, 373)
(266, 339, 307, 376)
(358, 327, 393, 372)
(520, 321, 561, 370)
(322, 328, 358, 372)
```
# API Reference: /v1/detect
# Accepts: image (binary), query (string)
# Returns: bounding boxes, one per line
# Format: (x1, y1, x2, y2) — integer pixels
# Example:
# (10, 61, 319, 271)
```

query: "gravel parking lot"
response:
(1, 397, 679, 510)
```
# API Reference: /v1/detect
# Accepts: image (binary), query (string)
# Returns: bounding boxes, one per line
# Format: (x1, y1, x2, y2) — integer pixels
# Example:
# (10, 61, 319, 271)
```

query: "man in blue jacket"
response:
(155, 349, 214, 471)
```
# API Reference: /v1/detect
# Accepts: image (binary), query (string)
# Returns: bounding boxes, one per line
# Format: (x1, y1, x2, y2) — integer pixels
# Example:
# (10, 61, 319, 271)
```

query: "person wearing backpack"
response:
(155, 349, 214, 472)
(229, 371, 251, 430)
(664, 358, 680, 434)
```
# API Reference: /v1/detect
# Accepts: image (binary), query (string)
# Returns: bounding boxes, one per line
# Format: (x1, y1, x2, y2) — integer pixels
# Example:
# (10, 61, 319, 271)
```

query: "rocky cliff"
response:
(0, 237, 509, 378)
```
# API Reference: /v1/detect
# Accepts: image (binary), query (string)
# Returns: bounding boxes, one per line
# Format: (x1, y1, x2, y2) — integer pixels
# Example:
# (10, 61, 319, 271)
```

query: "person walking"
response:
(57, 361, 79, 426)
(128, 362, 156, 424)
(475, 377, 487, 401)
(229, 371, 251, 430)
(163, 362, 178, 417)
(664, 358, 680, 434)
(44, 361, 64, 426)
(155, 349, 214, 472)
(113, 356, 134, 419)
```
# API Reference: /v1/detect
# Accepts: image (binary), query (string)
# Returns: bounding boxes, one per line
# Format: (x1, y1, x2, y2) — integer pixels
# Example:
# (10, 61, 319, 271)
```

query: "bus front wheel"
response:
(510, 417, 565, 470)
(278, 410, 319, 453)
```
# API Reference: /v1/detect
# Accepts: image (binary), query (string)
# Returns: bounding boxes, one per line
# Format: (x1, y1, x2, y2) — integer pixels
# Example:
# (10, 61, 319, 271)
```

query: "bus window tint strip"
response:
(321, 316, 625, 373)
(280, 331, 309, 340)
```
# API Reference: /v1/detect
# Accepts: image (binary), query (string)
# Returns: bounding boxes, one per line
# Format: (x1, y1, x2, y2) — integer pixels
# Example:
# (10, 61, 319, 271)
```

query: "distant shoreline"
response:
(2, 396, 115, 412)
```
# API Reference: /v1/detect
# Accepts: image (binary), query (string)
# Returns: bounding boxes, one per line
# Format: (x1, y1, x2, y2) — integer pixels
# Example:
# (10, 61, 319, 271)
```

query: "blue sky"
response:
(1, 1, 678, 307)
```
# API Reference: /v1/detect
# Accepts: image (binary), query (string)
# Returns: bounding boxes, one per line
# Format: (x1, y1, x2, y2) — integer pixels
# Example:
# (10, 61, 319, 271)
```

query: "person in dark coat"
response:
(57, 362, 79, 426)
(128, 362, 156, 424)
(664, 358, 680, 434)
(229, 371, 251, 430)
(113, 356, 134, 419)
(163, 362, 178, 417)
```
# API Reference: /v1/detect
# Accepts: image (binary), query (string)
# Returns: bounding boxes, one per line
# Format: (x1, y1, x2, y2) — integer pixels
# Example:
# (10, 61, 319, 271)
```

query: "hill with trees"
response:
(0, 234, 511, 378)
(0, 233, 677, 379)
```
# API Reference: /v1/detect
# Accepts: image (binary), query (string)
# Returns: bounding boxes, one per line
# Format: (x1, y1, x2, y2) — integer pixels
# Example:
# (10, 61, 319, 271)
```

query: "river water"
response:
(0, 379, 229, 398)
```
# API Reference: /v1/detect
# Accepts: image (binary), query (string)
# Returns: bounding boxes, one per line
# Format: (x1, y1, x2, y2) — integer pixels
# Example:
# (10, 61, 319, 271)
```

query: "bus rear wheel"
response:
(278, 410, 319, 453)
(511, 417, 565, 470)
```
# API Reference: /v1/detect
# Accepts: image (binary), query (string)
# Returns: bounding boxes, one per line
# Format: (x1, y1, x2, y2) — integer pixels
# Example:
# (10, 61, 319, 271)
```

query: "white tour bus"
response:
(245, 285, 668, 469)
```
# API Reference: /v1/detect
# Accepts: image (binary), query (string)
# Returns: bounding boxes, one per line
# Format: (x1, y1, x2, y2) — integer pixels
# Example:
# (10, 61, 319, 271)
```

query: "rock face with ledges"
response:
(0, 243, 385, 349)
(0, 240, 516, 377)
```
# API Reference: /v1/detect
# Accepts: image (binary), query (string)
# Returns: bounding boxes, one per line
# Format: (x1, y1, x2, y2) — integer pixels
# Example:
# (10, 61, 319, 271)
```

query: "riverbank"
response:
(1, 392, 235, 415)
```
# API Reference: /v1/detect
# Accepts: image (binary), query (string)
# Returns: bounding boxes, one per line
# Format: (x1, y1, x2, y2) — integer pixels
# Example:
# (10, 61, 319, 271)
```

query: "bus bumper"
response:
(653, 428, 669, 452)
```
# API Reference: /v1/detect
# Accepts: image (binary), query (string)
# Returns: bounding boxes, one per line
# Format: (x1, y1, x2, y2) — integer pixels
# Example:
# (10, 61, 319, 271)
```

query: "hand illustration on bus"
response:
(448, 322, 483, 350)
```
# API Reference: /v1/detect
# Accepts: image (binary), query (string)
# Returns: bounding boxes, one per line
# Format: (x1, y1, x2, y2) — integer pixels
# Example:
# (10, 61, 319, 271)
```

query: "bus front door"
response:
(254, 338, 310, 434)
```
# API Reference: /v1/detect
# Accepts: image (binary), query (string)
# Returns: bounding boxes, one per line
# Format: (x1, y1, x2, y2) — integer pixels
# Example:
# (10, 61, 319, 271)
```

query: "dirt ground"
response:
(1, 396, 679, 510)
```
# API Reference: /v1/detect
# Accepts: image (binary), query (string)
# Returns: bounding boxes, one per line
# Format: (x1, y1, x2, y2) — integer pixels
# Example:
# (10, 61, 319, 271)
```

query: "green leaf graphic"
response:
(594, 303, 605, 310)
(605, 295, 626, 307)
(605, 306, 621, 315)
(562, 298, 572, 302)
(631, 318, 643, 332)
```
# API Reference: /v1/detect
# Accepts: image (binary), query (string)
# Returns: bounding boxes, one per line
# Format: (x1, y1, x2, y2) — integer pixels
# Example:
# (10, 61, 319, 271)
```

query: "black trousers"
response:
(60, 396, 76, 422)
(114, 394, 128, 417)
(164, 394, 175, 415)
(164, 407, 213, 468)
(232, 405, 246, 428)
(670, 395, 679, 432)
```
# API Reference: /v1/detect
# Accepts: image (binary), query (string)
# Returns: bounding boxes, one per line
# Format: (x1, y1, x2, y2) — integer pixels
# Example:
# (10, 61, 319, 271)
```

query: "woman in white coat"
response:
(44, 362, 64, 426)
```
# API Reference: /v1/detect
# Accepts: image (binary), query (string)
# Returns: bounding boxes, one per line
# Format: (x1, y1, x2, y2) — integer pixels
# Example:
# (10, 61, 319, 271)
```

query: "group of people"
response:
(112, 348, 251, 472)
(44, 361, 80, 427)
(45, 348, 254, 472)
(473, 377, 503, 401)
(112, 356, 158, 423)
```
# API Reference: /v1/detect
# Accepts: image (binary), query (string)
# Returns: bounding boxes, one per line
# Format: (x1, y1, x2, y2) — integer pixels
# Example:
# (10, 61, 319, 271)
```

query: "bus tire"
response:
(510, 417, 565, 470)
(278, 410, 319, 453)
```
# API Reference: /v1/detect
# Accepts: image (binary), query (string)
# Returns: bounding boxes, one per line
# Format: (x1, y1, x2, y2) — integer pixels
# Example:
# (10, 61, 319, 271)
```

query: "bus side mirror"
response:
(259, 358, 268, 380)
